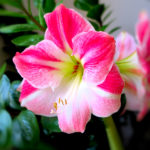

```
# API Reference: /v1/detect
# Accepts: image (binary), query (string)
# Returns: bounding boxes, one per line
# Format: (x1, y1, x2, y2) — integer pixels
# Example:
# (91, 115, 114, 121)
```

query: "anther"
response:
(65, 99, 67, 105)
(53, 102, 57, 110)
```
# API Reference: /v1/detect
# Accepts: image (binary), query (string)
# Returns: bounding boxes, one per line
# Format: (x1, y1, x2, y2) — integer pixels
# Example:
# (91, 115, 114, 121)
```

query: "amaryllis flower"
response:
(13, 4, 124, 133)
(116, 32, 145, 112)
(136, 11, 150, 120)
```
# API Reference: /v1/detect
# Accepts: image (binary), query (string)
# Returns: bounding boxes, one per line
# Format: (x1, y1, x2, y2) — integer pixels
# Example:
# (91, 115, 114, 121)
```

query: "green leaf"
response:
(74, 0, 98, 11)
(41, 117, 61, 134)
(109, 26, 121, 34)
(82, 0, 98, 5)
(99, 24, 108, 31)
(56, 0, 64, 6)
(38, 3, 46, 28)
(117, 94, 126, 115)
(0, 75, 10, 109)
(43, 0, 56, 13)
(12, 34, 44, 46)
(87, 4, 105, 22)
(99, 19, 115, 31)
(33, 0, 42, 9)
(0, 9, 25, 18)
(12, 110, 40, 149)
(0, 63, 7, 78)
(0, 110, 12, 148)
(0, 24, 38, 34)
(89, 21, 100, 31)
(74, 0, 91, 11)
(0, 0, 22, 9)
(8, 80, 21, 110)
(102, 10, 112, 22)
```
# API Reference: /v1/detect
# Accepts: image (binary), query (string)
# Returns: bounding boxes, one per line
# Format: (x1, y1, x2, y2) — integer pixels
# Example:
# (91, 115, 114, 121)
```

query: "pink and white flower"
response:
(136, 11, 150, 120)
(13, 4, 124, 133)
(116, 32, 145, 112)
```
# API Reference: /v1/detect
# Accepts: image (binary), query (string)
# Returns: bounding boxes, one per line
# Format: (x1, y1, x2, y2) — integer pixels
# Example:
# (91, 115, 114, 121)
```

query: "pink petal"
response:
(44, 4, 94, 51)
(72, 31, 115, 85)
(13, 40, 70, 89)
(58, 93, 91, 133)
(136, 11, 150, 58)
(124, 82, 145, 111)
(88, 65, 124, 117)
(116, 32, 137, 61)
(19, 80, 56, 116)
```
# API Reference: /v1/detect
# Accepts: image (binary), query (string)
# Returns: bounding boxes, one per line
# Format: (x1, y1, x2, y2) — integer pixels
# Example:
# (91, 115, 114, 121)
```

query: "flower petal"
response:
(116, 50, 145, 111)
(116, 32, 137, 61)
(13, 40, 71, 89)
(44, 4, 94, 51)
(19, 80, 56, 116)
(72, 31, 115, 85)
(88, 65, 124, 117)
(136, 11, 150, 58)
(57, 91, 91, 133)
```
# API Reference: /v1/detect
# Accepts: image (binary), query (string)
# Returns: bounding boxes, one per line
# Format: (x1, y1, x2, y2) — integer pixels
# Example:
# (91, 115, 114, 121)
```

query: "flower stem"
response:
(103, 116, 124, 150)
(20, 3, 46, 32)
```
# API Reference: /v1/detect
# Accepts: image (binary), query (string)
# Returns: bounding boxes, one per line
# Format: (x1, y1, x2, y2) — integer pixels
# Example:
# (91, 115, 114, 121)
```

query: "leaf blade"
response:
(12, 34, 44, 46)
(0, 24, 38, 34)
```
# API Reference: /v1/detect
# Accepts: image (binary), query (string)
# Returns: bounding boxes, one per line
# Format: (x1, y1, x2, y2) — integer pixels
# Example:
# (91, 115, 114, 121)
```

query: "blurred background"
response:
(0, 0, 150, 150)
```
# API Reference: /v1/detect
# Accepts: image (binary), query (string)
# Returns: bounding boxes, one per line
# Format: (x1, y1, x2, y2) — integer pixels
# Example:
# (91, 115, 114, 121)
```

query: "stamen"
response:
(59, 98, 61, 104)
(61, 99, 64, 105)
(50, 98, 68, 114)
(53, 102, 57, 110)
(65, 99, 67, 105)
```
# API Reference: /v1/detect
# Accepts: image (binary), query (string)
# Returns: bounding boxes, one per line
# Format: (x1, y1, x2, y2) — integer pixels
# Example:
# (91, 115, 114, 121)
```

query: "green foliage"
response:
(74, 0, 120, 33)
(109, 26, 121, 34)
(12, 34, 44, 47)
(8, 80, 21, 110)
(0, 63, 7, 78)
(12, 110, 40, 149)
(117, 94, 126, 115)
(0, 75, 11, 109)
(41, 117, 61, 134)
(0, 9, 25, 18)
(0, 24, 38, 34)
(87, 4, 105, 22)
(0, 109, 12, 149)
(74, 0, 98, 11)
(0, 0, 22, 9)
(42, 0, 56, 13)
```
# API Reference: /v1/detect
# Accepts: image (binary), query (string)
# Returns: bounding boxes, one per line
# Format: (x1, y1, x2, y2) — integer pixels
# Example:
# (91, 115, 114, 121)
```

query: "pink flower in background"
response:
(13, 4, 124, 133)
(116, 32, 145, 113)
(136, 11, 150, 120)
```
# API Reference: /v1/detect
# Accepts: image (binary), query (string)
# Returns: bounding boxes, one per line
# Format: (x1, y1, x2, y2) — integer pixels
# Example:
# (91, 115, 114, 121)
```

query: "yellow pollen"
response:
(50, 98, 68, 114)
(53, 102, 57, 110)
(65, 99, 67, 105)
(61, 99, 64, 105)
(59, 98, 61, 104)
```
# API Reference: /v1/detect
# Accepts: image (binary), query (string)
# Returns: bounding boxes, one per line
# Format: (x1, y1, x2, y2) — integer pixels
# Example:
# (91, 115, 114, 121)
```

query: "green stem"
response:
(20, 3, 45, 32)
(28, 0, 32, 15)
(103, 116, 124, 150)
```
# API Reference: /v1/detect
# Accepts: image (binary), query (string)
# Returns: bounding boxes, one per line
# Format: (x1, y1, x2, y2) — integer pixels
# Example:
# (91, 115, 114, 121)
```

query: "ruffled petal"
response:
(136, 11, 150, 58)
(88, 65, 124, 117)
(116, 32, 137, 61)
(116, 50, 145, 111)
(57, 89, 91, 133)
(44, 4, 94, 51)
(72, 31, 115, 85)
(13, 40, 72, 89)
(19, 80, 56, 116)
